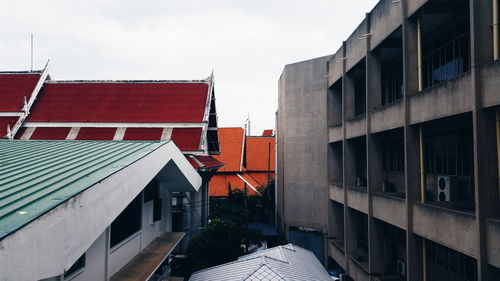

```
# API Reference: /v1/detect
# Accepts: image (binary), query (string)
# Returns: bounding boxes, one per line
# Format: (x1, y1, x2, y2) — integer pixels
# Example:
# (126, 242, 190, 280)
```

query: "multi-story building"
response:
(277, 0, 500, 280)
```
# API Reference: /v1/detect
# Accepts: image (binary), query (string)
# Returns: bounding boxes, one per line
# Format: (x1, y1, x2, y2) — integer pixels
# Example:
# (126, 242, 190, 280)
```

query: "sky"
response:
(0, 0, 379, 136)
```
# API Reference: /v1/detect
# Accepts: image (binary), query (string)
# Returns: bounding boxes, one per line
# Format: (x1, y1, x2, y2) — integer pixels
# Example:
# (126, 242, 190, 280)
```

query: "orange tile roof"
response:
(246, 172, 275, 187)
(209, 173, 260, 197)
(245, 137, 275, 172)
(213, 127, 245, 172)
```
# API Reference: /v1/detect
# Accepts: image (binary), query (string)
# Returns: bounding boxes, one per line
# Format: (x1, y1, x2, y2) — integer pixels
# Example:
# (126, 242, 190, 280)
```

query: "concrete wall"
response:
(277, 55, 331, 233)
(68, 184, 175, 281)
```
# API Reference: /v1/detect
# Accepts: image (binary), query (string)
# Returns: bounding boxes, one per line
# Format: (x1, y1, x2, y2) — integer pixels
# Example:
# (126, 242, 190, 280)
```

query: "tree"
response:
(186, 191, 263, 274)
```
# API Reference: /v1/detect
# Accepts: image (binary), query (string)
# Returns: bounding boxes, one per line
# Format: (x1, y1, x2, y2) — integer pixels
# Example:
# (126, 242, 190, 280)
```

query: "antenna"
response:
(30, 33, 33, 72)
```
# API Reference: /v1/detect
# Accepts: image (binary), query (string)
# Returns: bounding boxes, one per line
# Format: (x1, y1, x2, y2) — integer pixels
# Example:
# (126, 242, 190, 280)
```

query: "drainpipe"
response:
(420, 125, 428, 281)
(420, 126, 425, 203)
(497, 110, 500, 200)
(417, 17, 423, 91)
(494, 0, 499, 60)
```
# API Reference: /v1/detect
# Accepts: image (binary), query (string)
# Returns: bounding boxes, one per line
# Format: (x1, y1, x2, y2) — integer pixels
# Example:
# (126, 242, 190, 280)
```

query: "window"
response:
(424, 127, 473, 177)
(144, 179, 159, 202)
(383, 139, 405, 173)
(426, 240, 477, 281)
(354, 75, 366, 116)
(422, 17, 470, 89)
(381, 62, 403, 105)
(64, 254, 85, 279)
(110, 194, 142, 248)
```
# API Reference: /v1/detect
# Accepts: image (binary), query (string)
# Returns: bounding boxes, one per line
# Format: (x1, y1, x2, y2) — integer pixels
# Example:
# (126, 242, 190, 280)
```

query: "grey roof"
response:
(189, 244, 332, 281)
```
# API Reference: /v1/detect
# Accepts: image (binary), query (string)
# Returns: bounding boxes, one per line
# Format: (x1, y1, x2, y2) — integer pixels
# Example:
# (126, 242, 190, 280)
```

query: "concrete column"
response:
(341, 40, 352, 274)
(403, 1, 424, 280)
(470, 1, 500, 279)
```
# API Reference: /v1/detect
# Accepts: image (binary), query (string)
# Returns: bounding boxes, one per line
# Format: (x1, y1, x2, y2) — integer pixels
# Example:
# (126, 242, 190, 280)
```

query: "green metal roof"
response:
(0, 140, 170, 240)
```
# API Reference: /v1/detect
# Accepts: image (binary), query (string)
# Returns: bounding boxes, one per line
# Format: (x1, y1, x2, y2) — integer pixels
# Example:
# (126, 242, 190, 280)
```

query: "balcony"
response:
(329, 124, 343, 143)
(412, 202, 477, 258)
(347, 186, 368, 214)
(330, 183, 344, 204)
(480, 60, 500, 108)
(346, 115, 367, 140)
(486, 218, 500, 268)
(372, 192, 407, 230)
(329, 238, 347, 269)
(370, 100, 404, 134)
(349, 254, 370, 281)
(409, 72, 472, 125)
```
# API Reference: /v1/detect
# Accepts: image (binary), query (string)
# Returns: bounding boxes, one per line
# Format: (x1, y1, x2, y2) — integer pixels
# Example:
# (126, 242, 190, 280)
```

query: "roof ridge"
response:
(46, 79, 208, 84)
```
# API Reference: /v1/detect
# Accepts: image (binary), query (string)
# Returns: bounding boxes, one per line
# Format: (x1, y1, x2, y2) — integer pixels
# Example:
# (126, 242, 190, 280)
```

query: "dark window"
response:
(354, 75, 366, 116)
(426, 240, 477, 281)
(383, 139, 405, 173)
(153, 198, 162, 222)
(424, 127, 473, 177)
(110, 194, 142, 248)
(381, 62, 403, 105)
(144, 179, 160, 202)
(64, 254, 85, 279)
(422, 17, 470, 89)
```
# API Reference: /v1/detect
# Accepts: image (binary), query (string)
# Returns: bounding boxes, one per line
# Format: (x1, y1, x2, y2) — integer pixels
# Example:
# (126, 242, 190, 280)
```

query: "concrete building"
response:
(0, 140, 201, 281)
(277, 0, 500, 280)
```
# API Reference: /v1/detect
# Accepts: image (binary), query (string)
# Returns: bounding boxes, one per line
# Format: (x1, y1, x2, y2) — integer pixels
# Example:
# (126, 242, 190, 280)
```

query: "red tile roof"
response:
(245, 137, 275, 172)
(0, 73, 41, 112)
(27, 82, 209, 123)
(0, 117, 19, 137)
(186, 155, 224, 170)
(123, 128, 163, 140)
(170, 128, 202, 151)
(262, 129, 273, 136)
(213, 127, 245, 172)
(76, 127, 117, 140)
(30, 127, 71, 140)
(209, 173, 260, 197)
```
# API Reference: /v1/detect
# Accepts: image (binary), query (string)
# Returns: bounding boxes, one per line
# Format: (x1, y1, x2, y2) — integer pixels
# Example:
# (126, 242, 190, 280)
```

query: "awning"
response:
(186, 155, 224, 170)
(110, 232, 185, 281)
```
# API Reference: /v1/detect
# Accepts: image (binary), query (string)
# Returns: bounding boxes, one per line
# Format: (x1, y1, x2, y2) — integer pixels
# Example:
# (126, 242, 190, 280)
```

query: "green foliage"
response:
(186, 189, 268, 273)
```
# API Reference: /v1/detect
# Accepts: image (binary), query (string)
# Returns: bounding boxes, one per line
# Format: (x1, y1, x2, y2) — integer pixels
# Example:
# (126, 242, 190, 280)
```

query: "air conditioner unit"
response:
(397, 259, 406, 276)
(437, 176, 458, 202)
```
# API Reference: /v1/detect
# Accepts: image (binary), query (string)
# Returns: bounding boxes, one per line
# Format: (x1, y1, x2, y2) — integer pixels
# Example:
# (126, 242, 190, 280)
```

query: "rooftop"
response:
(0, 140, 169, 240)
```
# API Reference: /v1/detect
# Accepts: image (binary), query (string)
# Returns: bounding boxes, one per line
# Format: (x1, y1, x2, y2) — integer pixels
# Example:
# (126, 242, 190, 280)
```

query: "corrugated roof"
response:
(0, 72, 42, 112)
(0, 140, 169, 240)
(189, 244, 332, 281)
(245, 137, 275, 172)
(27, 82, 209, 123)
(186, 155, 224, 170)
(213, 127, 245, 172)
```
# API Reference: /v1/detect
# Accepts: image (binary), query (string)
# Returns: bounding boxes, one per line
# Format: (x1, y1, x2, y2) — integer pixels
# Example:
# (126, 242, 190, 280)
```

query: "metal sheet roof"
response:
(189, 244, 332, 281)
(0, 140, 169, 240)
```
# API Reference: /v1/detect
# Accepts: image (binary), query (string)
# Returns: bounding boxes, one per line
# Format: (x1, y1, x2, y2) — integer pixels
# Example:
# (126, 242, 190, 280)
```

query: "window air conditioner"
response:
(397, 259, 406, 276)
(437, 176, 458, 202)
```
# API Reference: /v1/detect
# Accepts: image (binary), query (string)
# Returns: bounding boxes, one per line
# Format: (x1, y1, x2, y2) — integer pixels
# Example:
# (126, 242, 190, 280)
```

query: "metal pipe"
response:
(494, 0, 499, 60)
(420, 126, 426, 203)
(497, 110, 500, 201)
(417, 17, 423, 91)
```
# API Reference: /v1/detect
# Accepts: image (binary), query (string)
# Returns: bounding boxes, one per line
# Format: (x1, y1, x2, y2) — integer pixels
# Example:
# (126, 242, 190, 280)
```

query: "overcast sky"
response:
(1, 0, 378, 135)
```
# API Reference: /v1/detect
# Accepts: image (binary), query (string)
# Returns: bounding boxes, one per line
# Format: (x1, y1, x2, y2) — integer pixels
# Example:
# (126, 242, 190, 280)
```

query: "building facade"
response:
(277, 0, 500, 280)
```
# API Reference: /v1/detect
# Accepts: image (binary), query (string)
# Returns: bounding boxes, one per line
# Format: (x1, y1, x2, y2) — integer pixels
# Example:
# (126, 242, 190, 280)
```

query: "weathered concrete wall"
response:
(277, 55, 331, 232)
(412, 203, 478, 258)
(372, 193, 407, 229)
(370, 0, 403, 50)
(481, 60, 500, 108)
